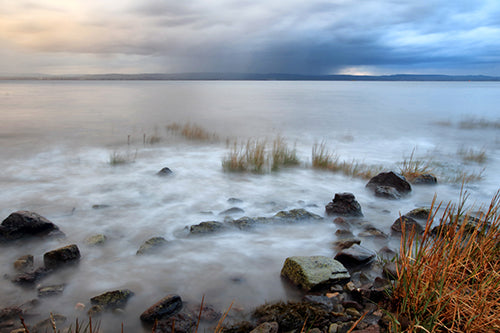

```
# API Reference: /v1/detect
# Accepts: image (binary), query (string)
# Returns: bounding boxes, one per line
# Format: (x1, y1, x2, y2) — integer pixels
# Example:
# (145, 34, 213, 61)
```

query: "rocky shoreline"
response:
(1, 170, 439, 332)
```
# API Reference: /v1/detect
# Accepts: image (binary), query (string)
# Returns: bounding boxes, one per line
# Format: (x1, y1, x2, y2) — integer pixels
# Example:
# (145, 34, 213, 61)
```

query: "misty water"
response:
(0, 80, 499, 331)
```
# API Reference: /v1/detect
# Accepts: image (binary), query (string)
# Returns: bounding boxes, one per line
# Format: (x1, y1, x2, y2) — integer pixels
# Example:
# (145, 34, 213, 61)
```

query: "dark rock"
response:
(335, 229, 354, 238)
(412, 174, 437, 185)
(333, 217, 350, 228)
(406, 207, 431, 220)
(383, 262, 398, 280)
(250, 321, 278, 333)
(303, 295, 334, 311)
(358, 226, 388, 238)
(0, 211, 63, 241)
(334, 244, 376, 266)
(43, 244, 81, 269)
(281, 256, 350, 291)
(136, 237, 168, 255)
(90, 289, 134, 310)
(353, 324, 382, 333)
(87, 305, 104, 317)
(378, 247, 397, 261)
(273, 209, 323, 221)
(92, 204, 110, 209)
(366, 171, 411, 197)
(34, 314, 66, 332)
(342, 300, 364, 311)
(325, 193, 363, 217)
(12, 266, 52, 285)
(374, 186, 401, 200)
(157, 167, 173, 176)
(391, 216, 423, 234)
(85, 234, 107, 245)
(140, 294, 183, 323)
(219, 207, 245, 216)
(185, 303, 221, 322)
(38, 284, 65, 297)
(0, 306, 22, 321)
(153, 312, 196, 333)
(333, 238, 361, 250)
(13, 254, 34, 272)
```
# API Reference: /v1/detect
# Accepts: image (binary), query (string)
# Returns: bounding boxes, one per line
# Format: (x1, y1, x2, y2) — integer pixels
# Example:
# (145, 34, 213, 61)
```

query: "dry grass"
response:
(390, 190, 500, 332)
(166, 122, 219, 141)
(457, 147, 487, 164)
(311, 142, 382, 179)
(109, 149, 137, 166)
(222, 136, 300, 173)
(458, 117, 500, 130)
(399, 149, 434, 182)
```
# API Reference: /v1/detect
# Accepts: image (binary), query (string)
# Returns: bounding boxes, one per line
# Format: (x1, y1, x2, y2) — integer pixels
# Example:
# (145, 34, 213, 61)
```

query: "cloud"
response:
(0, 0, 499, 75)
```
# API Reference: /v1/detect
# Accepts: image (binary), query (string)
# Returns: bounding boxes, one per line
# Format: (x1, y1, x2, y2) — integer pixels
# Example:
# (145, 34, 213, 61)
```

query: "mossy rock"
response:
(136, 236, 168, 255)
(189, 221, 226, 234)
(406, 207, 431, 220)
(273, 208, 323, 221)
(85, 234, 107, 246)
(90, 289, 134, 310)
(281, 256, 350, 291)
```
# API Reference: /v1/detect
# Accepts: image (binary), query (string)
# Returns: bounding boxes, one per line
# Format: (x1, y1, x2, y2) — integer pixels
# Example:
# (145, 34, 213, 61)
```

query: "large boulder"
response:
(90, 289, 134, 310)
(43, 244, 81, 269)
(140, 294, 183, 323)
(325, 193, 363, 217)
(0, 211, 63, 241)
(281, 256, 350, 291)
(366, 172, 411, 198)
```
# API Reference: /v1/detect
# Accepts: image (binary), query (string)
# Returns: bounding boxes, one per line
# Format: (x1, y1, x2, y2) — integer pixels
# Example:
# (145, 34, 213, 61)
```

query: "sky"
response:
(1, 0, 500, 76)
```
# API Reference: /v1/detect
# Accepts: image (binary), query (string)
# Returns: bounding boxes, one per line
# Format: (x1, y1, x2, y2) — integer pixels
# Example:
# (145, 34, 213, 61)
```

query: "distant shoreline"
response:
(1, 73, 500, 81)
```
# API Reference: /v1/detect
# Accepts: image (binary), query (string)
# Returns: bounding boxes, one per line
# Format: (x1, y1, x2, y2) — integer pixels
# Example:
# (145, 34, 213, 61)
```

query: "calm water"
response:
(0, 81, 499, 330)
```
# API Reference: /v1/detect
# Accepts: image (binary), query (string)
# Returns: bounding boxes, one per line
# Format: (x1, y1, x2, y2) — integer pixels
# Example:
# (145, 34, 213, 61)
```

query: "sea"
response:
(0, 80, 499, 331)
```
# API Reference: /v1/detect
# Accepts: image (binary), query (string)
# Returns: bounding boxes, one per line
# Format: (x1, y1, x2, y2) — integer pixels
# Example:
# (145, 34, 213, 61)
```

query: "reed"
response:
(399, 149, 433, 182)
(109, 149, 137, 165)
(390, 190, 500, 332)
(222, 139, 267, 173)
(458, 117, 500, 129)
(271, 135, 300, 171)
(457, 147, 487, 164)
(166, 122, 219, 141)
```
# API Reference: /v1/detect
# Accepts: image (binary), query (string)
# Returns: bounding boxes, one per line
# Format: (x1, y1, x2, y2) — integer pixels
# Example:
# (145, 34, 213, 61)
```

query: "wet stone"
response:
(157, 167, 173, 176)
(273, 208, 323, 221)
(85, 234, 107, 246)
(218, 207, 245, 216)
(38, 284, 65, 297)
(189, 221, 225, 234)
(13, 254, 34, 272)
(366, 171, 412, 197)
(391, 215, 423, 234)
(0, 211, 63, 241)
(335, 244, 376, 267)
(90, 289, 134, 310)
(412, 174, 437, 185)
(140, 294, 183, 323)
(374, 186, 401, 200)
(250, 322, 278, 333)
(136, 237, 168, 255)
(406, 207, 431, 220)
(333, 238, 361, 250)
(43, 244, 81, 270)
(325, 193, 363, 217)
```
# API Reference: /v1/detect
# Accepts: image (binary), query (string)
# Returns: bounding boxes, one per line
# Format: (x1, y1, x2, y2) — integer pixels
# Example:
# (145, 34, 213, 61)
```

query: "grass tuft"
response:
(271, 135, 300, 171)
(458, 147, 487, 164)
(166, 122, 219, 141)
(109, 149, 137, 166)
(399, 149, 433, 183)
(458, 117, 500, 130)
(390, 189, 500, 332)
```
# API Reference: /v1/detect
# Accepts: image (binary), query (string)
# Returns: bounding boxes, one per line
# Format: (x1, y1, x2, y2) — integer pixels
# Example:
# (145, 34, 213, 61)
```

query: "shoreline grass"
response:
(390, 190, 500, 332)
(166, 122, 219, 141)
(457, 146, 487, 164)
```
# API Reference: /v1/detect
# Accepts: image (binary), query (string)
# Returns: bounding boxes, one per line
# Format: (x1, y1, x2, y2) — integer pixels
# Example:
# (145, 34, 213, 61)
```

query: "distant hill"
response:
(1, 73, 499, 81)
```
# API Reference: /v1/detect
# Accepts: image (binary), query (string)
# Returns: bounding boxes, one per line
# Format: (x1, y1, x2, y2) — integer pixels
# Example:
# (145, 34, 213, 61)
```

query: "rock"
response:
(334, 244, 376, 266)
(189, 221, 225, 234)
(383, 262, 398, 280)
(227, 197, 243, 204)
(378, 247, 397, 260)
(391, 216, 423, 234)
(0, 211, 63, 241)
(90, 289, 134, 310)
(226, 216, 257, 230)
(185, 303, 221, 322)
(34, 314, 67, 332)
(353, 324, 381, 333)
(374, 186, 401, 200)
(406, 207, 431, 220)
(281, 256, 350, 291)
(140, 294, 183, 323)
(157, 167, 173, 176)
(325, 193, 363, 217)
(303, 295, 334, 311)
(85, 234, 107, 246)
(87, 305, 104, 316)
(136, 237, 168, 255)
(333, 238, 361, 250)
(13, 254, 34, 272)
(92, 204, 110, 209)
(218, 207, 245, 216)
(250, 321, 279, 333)
(43, 244, 81, 269)
(154, 312, 196, 333)
(333, 217, 350, 228)
(358, 227, 388, 238)
(273, 209, 323, 221)
(38, 284, 65, 297)
(12, 267, 52, 285)
(0, 306, 22, 321)
(366, 171, 411, 198)
(412, 174, 437, 185)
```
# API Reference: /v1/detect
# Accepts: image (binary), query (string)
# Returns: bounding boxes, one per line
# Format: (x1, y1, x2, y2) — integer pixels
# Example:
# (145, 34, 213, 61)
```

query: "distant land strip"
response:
(1, 73, 500, 81)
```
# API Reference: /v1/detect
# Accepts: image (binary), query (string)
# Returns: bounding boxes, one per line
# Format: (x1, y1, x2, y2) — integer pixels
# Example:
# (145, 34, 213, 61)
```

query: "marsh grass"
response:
(109, 149, 137, 166)
(311, 142, 382, 179)
(399, 149, 433, 182)
(166, 122, 219, 141)
(390, 190, 500, 332)
(222, 136, 300, 173)
(458, 117, 500, 129)
(457, 146, 487, 164)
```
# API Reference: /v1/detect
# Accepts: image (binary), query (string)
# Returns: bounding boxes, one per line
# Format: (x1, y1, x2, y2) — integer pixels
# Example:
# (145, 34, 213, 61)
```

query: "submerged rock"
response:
(374, 186, 401, 200)
(325, 193, 363, 217)
(154, 312, 196, 333)
(226, 216, 257, 230)
(281, 256, 350, 291)
(43, 244, 81, 269)
(406, 207, 431, 220)
(13, 254, 34, 272)
(219, 207, 245, 216)
(90, 289, 134, 310)
(273, 208, 323, 221)
(157, 167, 173, 176)
(412, 174, 437, 185)
(391, 215, 423, 234)
(140, 294, 183, 323)
(38, 284, 65, 297)
(189, 221, 226, 234)
(85, 234, 107, 246)
(136, 237, 168, 255)
(334, 244, 376, 266)
(366, 171, 411, 198)
(12, 267, 52, 285)
(250, 321, 279, 333)
(0, 211, 63, 241)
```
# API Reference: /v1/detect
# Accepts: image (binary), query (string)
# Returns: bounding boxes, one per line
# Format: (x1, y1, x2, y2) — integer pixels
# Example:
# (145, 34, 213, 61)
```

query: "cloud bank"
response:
(1, 0, 499, 75)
